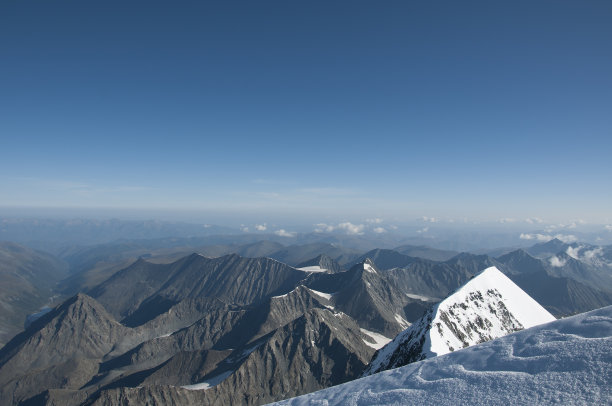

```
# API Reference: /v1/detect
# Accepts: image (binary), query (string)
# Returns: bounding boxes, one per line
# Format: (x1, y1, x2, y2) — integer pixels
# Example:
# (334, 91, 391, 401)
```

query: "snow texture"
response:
(405, 293, 436, 302)
(270, 305, 612, 405)
(297, 266, 328, 273)
(360, 328, 392, 350)
(308, 288, 333, 300)
(363, 263, 377, 274)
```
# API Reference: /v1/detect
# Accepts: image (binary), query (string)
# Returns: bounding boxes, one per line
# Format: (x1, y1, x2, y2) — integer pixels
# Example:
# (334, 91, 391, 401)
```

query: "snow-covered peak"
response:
(271, 306, 612, 406)
(364, 266, 555, 375)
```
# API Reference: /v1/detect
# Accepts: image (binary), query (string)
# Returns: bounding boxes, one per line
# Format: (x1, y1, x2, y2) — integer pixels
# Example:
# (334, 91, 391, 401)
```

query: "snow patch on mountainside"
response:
(181, 370, 234, 390)
(365, 266, 555, 375)
(363, 263, 377, 274)
(307, 288, 333, 300)
(360, 328, 392, 350)
(296, 266, 328, 273)
(271, 306, 612, 406)
(405, 293, 437, 302)
(394, 313, 410, 329)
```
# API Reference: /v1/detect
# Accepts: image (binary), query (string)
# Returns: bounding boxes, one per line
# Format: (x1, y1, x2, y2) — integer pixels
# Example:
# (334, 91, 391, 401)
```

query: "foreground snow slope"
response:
(365, 266, 555, 375)
(271, 305, 612, 405)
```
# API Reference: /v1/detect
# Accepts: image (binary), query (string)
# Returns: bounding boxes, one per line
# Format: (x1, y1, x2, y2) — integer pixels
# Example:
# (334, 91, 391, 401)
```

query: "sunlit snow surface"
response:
(297, 266, 328, 273)
(363, 263, 377, 274)
(269, 305, 612, 405)
(181, 370, 234, 390)
(308, 288, 333, 300)
(360, 328, 392, 350)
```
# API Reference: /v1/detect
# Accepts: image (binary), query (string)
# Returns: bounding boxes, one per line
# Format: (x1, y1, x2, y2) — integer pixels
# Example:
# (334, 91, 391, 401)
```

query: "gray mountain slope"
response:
(102, 287, 348, 394)
(96, 285, 330, 389)
(392, 244, 458, 261)
(330, 260, 409, 337)
(549, 252, 612, 292)
(0, 242, 68, 346)
(385, 260, 475, 299)
(89, 254, 308, 322)
(267, 243, 360, 266)
(496, 249, 612, 316)
(347, 249, 426, 271)
(85, 308, 375, 406)
(525, 238, 569, 258)
(0, 294, 131, 405)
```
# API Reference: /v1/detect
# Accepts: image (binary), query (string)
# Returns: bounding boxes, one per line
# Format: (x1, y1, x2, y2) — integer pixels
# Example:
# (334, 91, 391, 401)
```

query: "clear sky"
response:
(1, 1, 611, 225)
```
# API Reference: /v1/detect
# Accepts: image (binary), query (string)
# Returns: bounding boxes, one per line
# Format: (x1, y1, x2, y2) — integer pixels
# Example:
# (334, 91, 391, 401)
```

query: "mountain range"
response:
(0, 235, 610, 405)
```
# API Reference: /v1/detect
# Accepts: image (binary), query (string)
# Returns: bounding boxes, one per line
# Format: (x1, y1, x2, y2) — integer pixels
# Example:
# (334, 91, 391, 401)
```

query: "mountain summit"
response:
(363, 266, 555, 375)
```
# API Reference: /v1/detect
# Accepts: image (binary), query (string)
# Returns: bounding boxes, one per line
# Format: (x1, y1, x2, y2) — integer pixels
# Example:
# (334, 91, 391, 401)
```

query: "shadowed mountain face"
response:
(0, 294, 133, 405)
(88, 254, 309, 322)
(0, 242, 69, 347)
(525, 238, 570, 258)
(392, 244, 459, 261)
(85, 308, 374, 406)
(347, 249, 426, 271)
(495, 249, 612, 317)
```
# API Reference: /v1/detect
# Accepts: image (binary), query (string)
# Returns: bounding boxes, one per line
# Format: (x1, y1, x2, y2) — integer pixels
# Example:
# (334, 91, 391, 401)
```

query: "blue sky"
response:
(1, 1, 611, 225)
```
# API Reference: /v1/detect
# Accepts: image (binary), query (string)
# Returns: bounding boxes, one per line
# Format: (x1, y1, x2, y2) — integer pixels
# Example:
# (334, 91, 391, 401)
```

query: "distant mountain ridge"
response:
(0, 242, 68, 346)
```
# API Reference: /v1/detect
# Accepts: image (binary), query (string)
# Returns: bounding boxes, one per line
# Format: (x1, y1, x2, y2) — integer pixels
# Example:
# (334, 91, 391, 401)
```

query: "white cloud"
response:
(605, 225, 612, 231)
(417, 227, 429, 234)
(337, 222, 365, 235)
(519, 233, 577, 243)
(525, 217, 543, 224)
(519, 233, 551, 242)
(255, 223, 267, 231)
(582, 247, 603, 261)
(499, 218, 516, 224)
(549, 256, 567, 267)
(388, 225, 398, 230)
(372, 227, 386, 234)
(314, 223, 335, 233)
(241, 227, 249, 232)
(565, 246, 604, 264)
(274, 229, 296, 237)
(366, 218, 383, 224)
(420, 216, 438, 223)
(314, 222, 365, 235)
(565, 246, 580, 259)
(556, 234, 578, 243)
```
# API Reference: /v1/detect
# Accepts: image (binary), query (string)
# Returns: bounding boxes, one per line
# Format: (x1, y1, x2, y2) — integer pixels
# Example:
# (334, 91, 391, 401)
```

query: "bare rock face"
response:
(90, 254, 309, 322)
(86, 308, 375, 406)
(0, 294, 131, 405)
